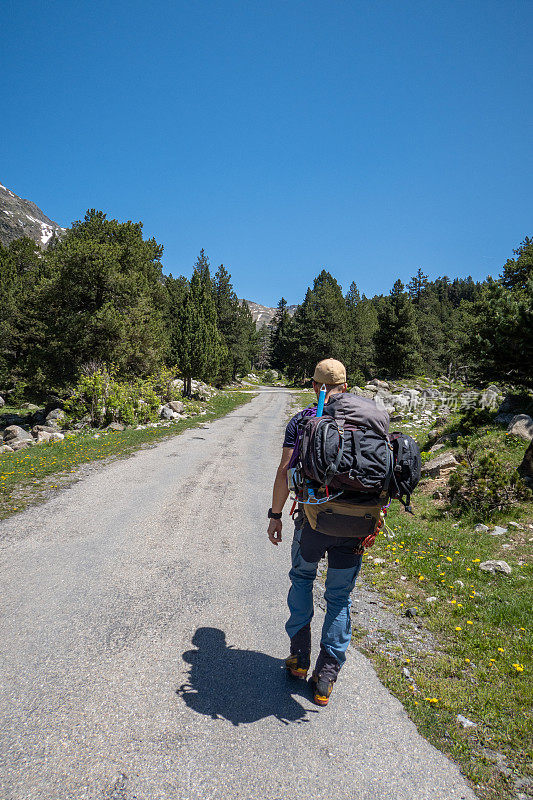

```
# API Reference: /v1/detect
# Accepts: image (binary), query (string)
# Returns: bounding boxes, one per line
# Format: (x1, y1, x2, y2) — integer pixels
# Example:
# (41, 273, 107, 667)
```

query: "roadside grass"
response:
(356, 419, 532, 800)
(0, 391, 253, 521)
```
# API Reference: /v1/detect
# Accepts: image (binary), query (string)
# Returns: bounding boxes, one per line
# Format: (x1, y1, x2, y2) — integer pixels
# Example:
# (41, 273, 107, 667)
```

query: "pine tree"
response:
(213, 265, 257, 382)
(501, 236, 533, 290)
(35, 210, 167, 388)
(374, 280, 424, 378)
(270, 298, 293, 371)
(286, 270, 351, 381)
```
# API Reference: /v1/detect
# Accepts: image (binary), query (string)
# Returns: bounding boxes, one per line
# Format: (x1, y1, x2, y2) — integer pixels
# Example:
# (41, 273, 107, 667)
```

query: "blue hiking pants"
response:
(285, 521, 363, 667)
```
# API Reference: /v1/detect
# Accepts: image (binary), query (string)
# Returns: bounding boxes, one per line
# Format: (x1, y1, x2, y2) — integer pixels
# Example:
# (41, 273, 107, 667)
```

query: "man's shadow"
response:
(176, 628, 316, 725)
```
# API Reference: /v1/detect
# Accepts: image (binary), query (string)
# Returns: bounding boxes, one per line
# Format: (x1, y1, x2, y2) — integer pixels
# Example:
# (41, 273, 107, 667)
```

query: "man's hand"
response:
(268, 518, 283, 546)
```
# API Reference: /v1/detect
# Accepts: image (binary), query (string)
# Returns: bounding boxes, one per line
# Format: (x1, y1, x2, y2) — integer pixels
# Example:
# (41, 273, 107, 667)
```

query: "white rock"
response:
(421, 452, 459, 478)
(507, 521, 523, 529)
(457, 715, 477, 729)
(479, 560, 512, 575)
(425, 596, 438, 603)
(454, 580, 465, 589)
(49, 432, 64, 442)
(507, 414, 533, 441)
(490, 526, 508, 536)
(0, 444, 14, 453)
(474, 524, 489, 533)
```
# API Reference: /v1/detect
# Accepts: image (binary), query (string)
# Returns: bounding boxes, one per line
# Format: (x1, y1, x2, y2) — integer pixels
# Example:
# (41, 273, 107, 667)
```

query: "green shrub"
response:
(457, 406, 496, 436)
(262, 369, 278, 384)
(64, 368, 160, 427)
(449, 438, 532, 521)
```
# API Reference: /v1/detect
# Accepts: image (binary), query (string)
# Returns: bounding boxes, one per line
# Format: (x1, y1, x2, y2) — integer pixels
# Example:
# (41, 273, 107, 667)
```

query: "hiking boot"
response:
(285, 652, 311, 679)
(286, 623, 311, 679)
(311, 646, 341, 707)
(311, 671, 334, 706)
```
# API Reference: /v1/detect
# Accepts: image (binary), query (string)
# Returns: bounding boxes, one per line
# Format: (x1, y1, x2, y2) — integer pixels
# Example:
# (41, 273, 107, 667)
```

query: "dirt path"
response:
(0, 389, 476, 800)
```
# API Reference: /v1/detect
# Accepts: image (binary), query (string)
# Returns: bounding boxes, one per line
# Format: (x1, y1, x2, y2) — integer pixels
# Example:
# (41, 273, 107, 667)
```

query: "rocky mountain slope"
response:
(0, 181, 65, 248)
(240, 299, 298, 327)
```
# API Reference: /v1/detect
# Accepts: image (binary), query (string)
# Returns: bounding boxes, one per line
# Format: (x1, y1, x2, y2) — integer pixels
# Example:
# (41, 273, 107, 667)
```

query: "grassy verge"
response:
(354, 416, 532, 800)
(0, 391, 254, 521)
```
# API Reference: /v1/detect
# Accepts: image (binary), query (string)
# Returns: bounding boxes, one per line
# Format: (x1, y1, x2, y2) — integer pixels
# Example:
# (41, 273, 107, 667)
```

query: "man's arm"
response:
(267, 446, 293, 546)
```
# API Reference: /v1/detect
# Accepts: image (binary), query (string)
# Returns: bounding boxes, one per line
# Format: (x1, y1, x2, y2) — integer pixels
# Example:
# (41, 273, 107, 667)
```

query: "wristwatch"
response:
(268, 508, 282, 519)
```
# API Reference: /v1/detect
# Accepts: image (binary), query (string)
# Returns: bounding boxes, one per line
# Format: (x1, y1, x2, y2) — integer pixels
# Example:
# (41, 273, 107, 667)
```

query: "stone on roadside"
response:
(10, 440, 34, 450)
(507, 414, 533, 441)
(46, 408, 65, 423)
(20, 402, 41, 412)
(160, 405, 176, 420)
(457, 715, 477, 729)
(106, 422, 125, 431)
(421, 452, 459, 478)
(32, 424, 59, 436)
(479, 560, 512, 575)
(3, 425, 33, 443)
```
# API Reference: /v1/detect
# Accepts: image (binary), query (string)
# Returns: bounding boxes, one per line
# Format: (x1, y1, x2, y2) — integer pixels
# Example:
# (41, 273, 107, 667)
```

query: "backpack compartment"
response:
(304, 498, 381, 537)
(300, 416, 391, 492)
(389, 432, 422, 500)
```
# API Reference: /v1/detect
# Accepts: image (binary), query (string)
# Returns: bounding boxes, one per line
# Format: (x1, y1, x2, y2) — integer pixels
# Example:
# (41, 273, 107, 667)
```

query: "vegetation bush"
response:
(449, 438, 532, 521)
(64, 368, 160, 427)
(262, 369, 278, 384)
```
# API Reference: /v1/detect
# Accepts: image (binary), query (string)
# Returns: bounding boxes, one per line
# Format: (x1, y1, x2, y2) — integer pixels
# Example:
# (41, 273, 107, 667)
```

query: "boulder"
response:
(35, 431, 52, 444)
(429, 443, 445, 453)
(0, 444, 14, 453)
(421, 452, 459, 478)
(11, 439, 35, 451)
(351, 388, 374, 399)
(519, 441, 533, 485)
(479, 560, 512, 575)
(106, 422, 125, 431)
(49, 431, 65, 442)
(0, 395, 5, 408)
(161, 405, 177, 421)
(32, 424, 60, 435)
(364, 384, 378, 393)
(168, 400, 185, 414)
(3, 425, 33, 443)
(20, 403, 41, 412)
(46, 408, 65, 422)
(507, 414, 533, 441)
(369, 379, 389, 389)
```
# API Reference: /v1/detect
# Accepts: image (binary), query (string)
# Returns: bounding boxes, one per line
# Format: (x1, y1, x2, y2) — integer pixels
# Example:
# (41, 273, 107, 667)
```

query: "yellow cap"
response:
(312, 358, 347, 384)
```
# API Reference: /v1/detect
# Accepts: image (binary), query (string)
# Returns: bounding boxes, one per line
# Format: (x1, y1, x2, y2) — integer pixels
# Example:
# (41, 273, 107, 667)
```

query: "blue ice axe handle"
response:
(316, 384, 326, 418)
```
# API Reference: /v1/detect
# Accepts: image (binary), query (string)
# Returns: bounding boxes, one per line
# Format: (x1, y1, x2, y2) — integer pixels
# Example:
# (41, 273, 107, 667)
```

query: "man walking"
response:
(267, 359, 364, 707)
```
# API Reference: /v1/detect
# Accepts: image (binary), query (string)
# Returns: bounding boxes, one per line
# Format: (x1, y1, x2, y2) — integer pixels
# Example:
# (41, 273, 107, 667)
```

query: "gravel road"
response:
(0, 389, 477, 800)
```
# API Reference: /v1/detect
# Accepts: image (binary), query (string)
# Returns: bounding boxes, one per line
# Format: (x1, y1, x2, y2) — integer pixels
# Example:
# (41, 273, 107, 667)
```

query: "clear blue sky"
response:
(2, 0, 531, 305)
